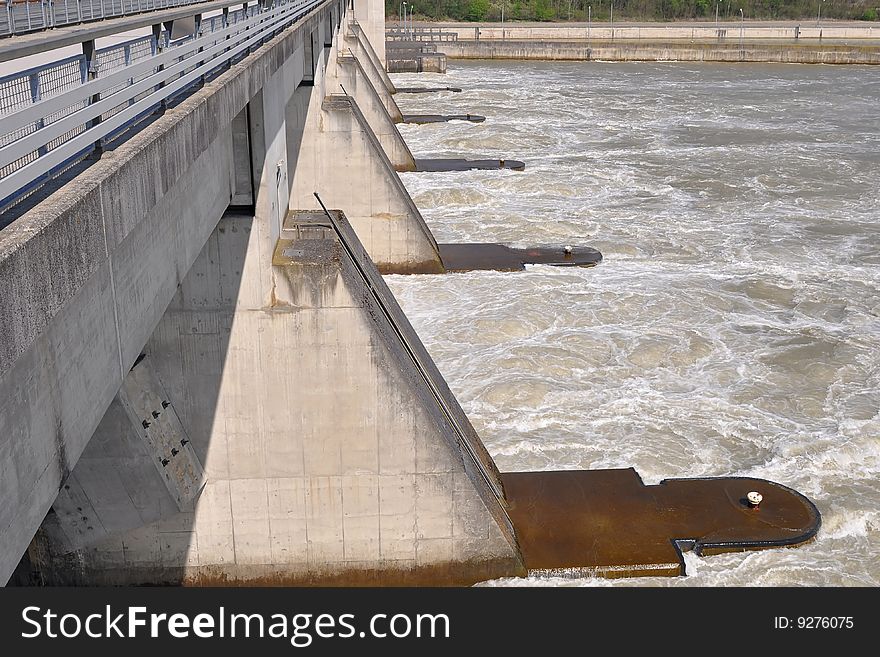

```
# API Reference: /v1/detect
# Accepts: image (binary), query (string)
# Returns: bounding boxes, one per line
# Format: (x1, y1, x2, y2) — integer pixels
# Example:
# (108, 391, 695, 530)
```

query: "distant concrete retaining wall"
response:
(418, 21, 878, 43)
(443, 39, 880, 64)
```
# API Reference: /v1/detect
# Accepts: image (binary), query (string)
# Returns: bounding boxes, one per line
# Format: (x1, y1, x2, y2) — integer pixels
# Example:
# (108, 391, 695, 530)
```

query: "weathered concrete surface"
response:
(0, 0, 348, 585)
(17, 210, 524, 585)
(443, 39, 880, 64)
(386, 49, 448, 73)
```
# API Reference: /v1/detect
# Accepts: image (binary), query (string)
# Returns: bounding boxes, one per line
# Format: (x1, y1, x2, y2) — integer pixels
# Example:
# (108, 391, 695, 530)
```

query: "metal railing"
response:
(0, 0, 322, 208)
(0, 0, 239, 37)
(385, 26, 458, 42)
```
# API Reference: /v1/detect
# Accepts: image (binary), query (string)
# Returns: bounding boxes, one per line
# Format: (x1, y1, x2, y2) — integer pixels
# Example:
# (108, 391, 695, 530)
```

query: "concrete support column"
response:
(353, 0, 386, 69)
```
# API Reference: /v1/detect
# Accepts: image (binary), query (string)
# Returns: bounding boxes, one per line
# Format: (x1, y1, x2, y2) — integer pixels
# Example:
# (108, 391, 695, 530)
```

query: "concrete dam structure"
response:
(0, 0, 818, 586)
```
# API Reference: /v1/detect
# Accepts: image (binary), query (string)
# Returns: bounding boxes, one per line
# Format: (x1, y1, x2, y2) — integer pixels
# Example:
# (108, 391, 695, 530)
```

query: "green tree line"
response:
(385, 0, 879, 22)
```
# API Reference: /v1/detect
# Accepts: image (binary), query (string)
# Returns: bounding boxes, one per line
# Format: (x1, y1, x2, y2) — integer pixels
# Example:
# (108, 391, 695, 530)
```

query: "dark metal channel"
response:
(415, 158, 525, 172)
(402, 114, 485, 124)
(394, 86, 462, 93)
(439, 243, 602, 272)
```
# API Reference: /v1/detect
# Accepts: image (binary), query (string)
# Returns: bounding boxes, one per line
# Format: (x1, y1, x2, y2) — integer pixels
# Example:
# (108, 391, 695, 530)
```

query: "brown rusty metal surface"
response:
(439, 243, 602, 272)
(502, 468, 821, 578)
(403, 114, 486, 124)
(394, 86, 462, 93)
(416, 158, 525, 172)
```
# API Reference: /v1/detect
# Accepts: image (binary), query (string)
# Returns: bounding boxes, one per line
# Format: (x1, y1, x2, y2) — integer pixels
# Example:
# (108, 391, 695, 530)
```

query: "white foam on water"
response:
(387, 61, 880, 586)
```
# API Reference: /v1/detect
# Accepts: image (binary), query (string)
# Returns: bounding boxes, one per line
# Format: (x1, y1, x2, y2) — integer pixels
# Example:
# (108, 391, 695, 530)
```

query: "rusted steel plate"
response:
(416, 158, 525, 172)
(439, 243, 602, 272)
(394, 86, 462, 93)
(402, 114, 486, 124)
(502, 468, 820, 578)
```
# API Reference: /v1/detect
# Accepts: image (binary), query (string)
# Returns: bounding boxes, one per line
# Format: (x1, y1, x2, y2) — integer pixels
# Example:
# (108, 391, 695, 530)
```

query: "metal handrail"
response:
(0, 0, 321, 205)
(0, 0, 237, 37)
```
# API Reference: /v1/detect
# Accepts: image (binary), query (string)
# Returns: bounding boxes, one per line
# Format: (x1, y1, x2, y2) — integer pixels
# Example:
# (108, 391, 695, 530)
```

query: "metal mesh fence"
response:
(0, 0, 239, 36)
(0, 0, 310, 204)
(0, 55, 87, 177)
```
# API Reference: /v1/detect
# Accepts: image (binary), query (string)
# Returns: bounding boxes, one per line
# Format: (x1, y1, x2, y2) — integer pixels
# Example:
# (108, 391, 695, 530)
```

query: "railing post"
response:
(194, 13, 206, 87)
(29, 72, 48, 157)
(124, 43, 135, 107)
(82, 39, 103, 154)
(152, 22, 167, 113)
(222, 6, 233, 69)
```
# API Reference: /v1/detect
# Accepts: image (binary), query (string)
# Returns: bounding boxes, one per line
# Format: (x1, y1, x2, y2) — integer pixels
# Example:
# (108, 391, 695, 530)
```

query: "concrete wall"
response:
(6, 0, 525, 586)
(424, 21, 879, 42)
(335, 53, 413, 166)
(0, 0, 350, 585)
(443, 39, 880, 64)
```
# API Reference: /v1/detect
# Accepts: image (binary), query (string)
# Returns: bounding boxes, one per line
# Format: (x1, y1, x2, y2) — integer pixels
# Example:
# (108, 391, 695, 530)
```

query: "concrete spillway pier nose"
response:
(503, 468, 821, 578)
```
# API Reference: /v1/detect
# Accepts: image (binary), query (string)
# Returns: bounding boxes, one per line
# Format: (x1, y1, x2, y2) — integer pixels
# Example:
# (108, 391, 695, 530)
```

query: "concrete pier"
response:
(16, 208, 523, 585)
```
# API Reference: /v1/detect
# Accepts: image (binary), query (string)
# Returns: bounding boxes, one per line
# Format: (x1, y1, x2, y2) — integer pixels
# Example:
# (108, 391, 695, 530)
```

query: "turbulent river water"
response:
(386, 60, 880, 586)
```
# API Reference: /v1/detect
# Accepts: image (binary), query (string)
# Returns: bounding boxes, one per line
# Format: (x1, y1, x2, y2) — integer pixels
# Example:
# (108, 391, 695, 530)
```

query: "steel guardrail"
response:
(0, 0, 322, 207)
(1, 0, 243, 37)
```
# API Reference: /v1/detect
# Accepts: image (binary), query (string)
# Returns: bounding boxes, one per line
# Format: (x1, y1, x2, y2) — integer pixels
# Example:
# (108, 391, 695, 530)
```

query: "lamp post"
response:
(610, 1, 614, 42)
(739, 8, 743, 49)
(501, 0, 504, 40)
(817, 0, 825, 28)
(588, 4, 591, 48)
(715, 0, 720, 28)
(403, 2, 409, 40)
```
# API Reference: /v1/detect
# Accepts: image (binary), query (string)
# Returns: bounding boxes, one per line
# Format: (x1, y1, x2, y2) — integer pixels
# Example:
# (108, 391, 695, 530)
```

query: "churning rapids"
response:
(386, 60, 880, 586)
